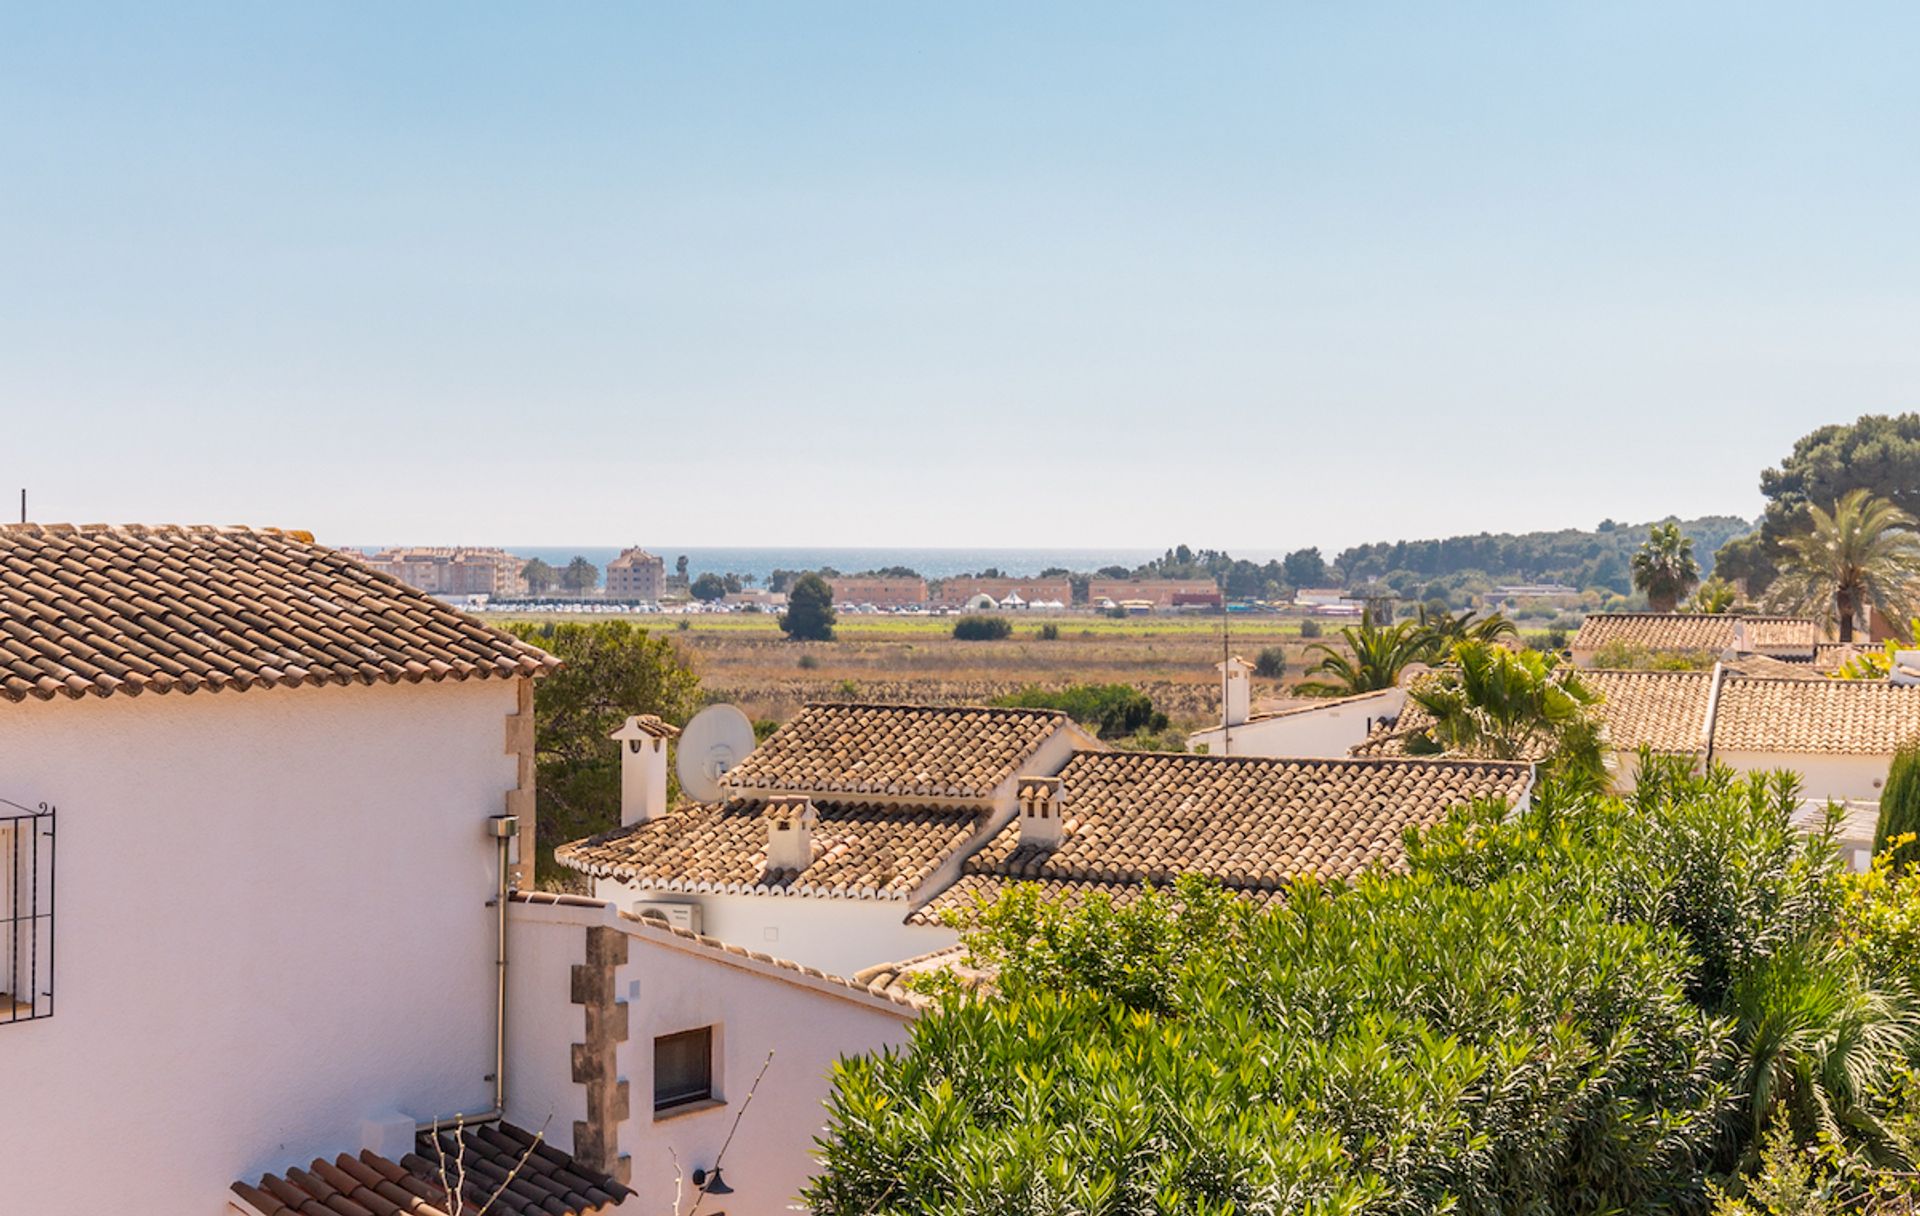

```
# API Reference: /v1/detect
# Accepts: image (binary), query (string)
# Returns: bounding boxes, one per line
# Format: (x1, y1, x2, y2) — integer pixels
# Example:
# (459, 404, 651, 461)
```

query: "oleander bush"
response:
(807, 761, 1920, 1215)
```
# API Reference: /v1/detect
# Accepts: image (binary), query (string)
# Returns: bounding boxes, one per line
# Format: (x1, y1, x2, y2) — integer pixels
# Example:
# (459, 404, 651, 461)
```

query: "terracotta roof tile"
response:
(1571, 613, 1820, 656)
(1355, 668, 1717, 759)
(555, 798, 984, 899)
(912, 752, 1532, 924)
(1357, 667, 1920, 760)
(1713, 676, 1920, 754)
(0, 524, 556, 704)
(233, 1122, 627, 1216)
(719, 702, 1074, 801)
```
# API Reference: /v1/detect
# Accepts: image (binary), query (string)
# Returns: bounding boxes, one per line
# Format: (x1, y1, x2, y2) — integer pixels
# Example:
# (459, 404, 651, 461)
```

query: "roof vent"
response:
(764, 795, 817, 872)
(1018, 776, 1064, 848)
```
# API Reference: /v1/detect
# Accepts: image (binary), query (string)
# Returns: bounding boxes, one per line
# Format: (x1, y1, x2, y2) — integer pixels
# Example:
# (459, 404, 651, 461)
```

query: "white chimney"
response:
(1217, 655, 1253, 729)
(610, 715, 681, 826)
(1018, 777, 1064, 849)
(764, 795, 817, 872)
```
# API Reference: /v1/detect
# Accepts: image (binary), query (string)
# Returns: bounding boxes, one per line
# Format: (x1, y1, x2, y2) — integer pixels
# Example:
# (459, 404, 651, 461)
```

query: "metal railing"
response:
(1, 798, 54, 1024)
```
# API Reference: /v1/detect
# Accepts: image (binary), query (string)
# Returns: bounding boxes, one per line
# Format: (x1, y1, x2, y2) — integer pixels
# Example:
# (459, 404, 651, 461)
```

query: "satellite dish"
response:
(677, 704, 756, 802)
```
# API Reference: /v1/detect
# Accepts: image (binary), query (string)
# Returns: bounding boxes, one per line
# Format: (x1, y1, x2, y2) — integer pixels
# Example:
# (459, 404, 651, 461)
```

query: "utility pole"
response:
(18, 489, 24, 524)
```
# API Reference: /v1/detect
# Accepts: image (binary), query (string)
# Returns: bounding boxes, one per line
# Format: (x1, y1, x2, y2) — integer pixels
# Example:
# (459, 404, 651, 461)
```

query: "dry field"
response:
(488, 612, 1327, 728)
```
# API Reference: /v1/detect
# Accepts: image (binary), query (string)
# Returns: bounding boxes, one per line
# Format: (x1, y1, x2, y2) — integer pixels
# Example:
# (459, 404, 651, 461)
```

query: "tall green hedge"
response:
(1874, 739, 1920, 869)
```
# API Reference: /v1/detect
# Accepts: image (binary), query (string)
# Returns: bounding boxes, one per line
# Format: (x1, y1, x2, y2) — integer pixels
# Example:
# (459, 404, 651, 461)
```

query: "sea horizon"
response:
(346, 545, 1287, 583)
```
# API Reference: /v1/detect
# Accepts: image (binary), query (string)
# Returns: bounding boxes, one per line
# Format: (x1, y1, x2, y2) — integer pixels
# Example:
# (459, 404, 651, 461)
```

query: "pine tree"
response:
(1875, 740, 1920, 869)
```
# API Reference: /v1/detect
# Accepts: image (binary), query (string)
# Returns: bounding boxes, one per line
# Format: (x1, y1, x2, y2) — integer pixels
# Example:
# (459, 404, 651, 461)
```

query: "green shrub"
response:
(796, 653, 819, 670)
(992, 683, 1168, 740)
(809, 763, 1920, 1214)
(1036, 621, 1060, 641)
(1299, 618, 1323, 638)
(779, 572, 837, 641)
(953, 615, 1013, 640)
(1874, 741, 1920, 870)
(1253, 645, 1287, 679)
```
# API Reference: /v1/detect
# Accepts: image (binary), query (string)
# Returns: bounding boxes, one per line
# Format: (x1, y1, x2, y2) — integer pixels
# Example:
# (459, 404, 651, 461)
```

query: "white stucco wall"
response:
(605, 890, 957, 979)
(508, 900, 916, 1213)
(1190, 689, 1407, 759)
(0, 677, 521, 1215)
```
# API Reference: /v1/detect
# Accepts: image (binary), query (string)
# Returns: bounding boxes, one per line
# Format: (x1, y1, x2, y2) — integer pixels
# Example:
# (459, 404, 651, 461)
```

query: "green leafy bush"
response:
(1253, 645, 1287, 679)
(1874, 741, 1920, 870)
(779, 573, 837, 641)
(953, 615, 1014, 641)
(809, 763, 1920, 1215)
(1036, 621, 1060, 641)
(992, 683, 1168, 740)
(499, 620, 699, 881)
(1298, 617, 1323, 638)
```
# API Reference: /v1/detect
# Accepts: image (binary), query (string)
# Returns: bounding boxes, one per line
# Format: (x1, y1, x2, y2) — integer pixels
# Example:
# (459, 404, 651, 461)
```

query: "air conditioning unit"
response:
(634, 900, 702, 934)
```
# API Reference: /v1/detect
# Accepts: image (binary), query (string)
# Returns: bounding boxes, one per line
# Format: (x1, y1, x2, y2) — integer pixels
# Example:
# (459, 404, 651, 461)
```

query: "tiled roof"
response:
(1358, 667, 1920, 760)
(912, 752, 1532, 924)
(719, 702, 1075, 801)
(909, 872, 1289, 925)
(0, 523, 557, 703)
(1356, 668, 1716, 760)
(1571, 613, 1820, 656)
(554, 798, 984, 899)
(232, 1122, 628, 1216)
(1713, 677, 1920, 755)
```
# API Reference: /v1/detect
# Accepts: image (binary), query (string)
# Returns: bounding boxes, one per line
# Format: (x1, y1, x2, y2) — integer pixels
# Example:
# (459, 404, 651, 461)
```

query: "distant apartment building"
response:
(606, 546, 667, 601)
(828, 575, 929, 607)
(933, 576, 1074, 607)
(360, 546, 529, 597)
(1086, 578, 1219, 609)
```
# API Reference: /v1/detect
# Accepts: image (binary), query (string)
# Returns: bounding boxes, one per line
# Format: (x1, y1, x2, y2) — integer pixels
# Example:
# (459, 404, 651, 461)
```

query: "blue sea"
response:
(507, 547, 1181, 582)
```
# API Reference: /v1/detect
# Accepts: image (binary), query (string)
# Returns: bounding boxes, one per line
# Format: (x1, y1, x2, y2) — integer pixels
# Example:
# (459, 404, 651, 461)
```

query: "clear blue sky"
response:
(3, 4, 1916, 553)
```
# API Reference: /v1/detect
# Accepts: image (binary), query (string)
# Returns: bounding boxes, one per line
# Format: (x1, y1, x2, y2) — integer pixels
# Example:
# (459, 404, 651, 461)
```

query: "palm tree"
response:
(1403, 641, 1608, 792)
(1724, 939, 1919, 1166)
(1297, 616, 1430, 697)
(1413, 605, 1518, 656)
(1631, 522, 1700, 612)
(1769, 489, 1920, 643)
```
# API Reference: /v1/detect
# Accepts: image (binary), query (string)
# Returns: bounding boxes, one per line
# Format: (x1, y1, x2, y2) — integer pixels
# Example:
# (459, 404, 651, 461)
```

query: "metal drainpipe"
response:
(419, 813, 517, 1135)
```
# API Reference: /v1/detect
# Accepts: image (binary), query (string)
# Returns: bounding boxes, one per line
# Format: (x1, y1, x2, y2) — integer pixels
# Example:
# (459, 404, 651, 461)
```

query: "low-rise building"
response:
(1354, 666, 1920, 867)
(605, 547, 667, 602)
(360, 545, 532, 597)
(557, 704, 1098, 975)
(910, 751, 1534, 924)
(505, 892, 918, 1215)
(1086, 578, 1218, 609)
(1569, 613, 1821, 666)
(826, 575, 929, 607)
(933, 577, 1074, 608)
(0, 523, 590, 1215)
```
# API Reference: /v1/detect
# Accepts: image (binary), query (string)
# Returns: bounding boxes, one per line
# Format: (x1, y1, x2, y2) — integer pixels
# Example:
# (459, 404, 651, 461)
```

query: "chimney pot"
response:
(610, 714, 682, 826)
(764, 795, 817, 872)
(1018, 777, 1064, 848)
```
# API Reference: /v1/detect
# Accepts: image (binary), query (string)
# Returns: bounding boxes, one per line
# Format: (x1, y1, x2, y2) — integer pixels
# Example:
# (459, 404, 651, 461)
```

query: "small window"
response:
(654, 1026, 714, 1112)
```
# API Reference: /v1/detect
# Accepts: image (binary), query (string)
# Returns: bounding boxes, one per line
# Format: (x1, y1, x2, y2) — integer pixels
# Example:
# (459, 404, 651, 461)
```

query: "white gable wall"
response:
(507, 900, 915, 1213)
(1190, 689, 1406, 759)
(0, 678, 520, 1215)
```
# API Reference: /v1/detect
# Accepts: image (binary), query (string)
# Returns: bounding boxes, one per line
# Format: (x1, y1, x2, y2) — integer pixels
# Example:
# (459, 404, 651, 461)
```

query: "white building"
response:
(558, 703, 1099, 975)
(506, 891, 919, 1213)
(0, 523, 646, 1215)
(1352, 665, 1920, 868)
(1187, 655, 1409, 758)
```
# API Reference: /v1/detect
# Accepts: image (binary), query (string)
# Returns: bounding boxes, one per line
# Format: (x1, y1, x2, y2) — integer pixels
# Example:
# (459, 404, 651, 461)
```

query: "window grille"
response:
(1, 799, 54, 1024)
